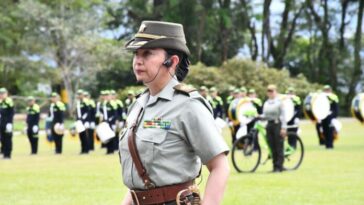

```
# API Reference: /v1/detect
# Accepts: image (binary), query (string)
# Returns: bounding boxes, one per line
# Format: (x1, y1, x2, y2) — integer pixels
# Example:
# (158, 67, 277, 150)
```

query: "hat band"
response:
(134, 33, 166, 39)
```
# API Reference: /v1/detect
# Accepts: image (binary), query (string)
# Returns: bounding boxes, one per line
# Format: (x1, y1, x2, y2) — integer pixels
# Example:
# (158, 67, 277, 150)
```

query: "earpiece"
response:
(162, 58, 173, 68)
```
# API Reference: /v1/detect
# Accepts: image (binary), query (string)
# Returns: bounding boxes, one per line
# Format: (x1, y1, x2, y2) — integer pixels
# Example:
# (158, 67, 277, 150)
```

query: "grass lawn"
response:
(0, 118, 363, 205)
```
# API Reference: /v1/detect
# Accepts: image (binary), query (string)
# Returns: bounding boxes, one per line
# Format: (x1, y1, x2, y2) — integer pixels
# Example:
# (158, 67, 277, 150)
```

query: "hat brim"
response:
(125, 37, 190, 56)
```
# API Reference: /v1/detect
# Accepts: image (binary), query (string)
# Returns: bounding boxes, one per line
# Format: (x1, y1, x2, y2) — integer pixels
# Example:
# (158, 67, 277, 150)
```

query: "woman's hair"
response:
(165, 49, 190, 82)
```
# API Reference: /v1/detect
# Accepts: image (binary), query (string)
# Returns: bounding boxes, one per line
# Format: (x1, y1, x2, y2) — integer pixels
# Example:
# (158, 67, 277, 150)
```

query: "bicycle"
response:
(231, 118, 304, 173)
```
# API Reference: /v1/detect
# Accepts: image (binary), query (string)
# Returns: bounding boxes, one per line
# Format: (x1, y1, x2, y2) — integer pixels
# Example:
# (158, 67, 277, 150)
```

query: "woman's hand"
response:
(280, 128, 287, 138)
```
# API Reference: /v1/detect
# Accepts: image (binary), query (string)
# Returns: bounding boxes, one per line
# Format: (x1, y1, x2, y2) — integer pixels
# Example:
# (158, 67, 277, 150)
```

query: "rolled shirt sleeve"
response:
(181, 98, 229, 165)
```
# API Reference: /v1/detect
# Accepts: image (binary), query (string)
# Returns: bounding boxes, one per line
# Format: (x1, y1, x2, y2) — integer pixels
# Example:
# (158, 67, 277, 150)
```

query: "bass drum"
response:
(303, 93, 330, 121)
(228, 98, 242, 125)
(279, 95, 295, 123)
(351, 93, 364, 123)
(236, 98, 257, 125)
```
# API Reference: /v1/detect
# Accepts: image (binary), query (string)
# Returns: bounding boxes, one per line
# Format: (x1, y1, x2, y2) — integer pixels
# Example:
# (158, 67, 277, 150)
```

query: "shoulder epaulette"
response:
(328, 93, 339, 103)
(184, 89, 213, 114)
(5, 97, 13, 107)
(252, 98, 263, 106)
(116, 99, 124, 107)
(56, 101, 66, 111)
(89, 99, 96, 107)
(173, 84, 196, 96)
(292, 95, 302, 105)
(33, 104, 40, 113)
(109, 100, 118, 109)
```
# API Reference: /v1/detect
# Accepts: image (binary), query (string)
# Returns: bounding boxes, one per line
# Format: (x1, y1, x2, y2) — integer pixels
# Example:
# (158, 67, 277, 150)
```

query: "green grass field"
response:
(1, 119, 363, 205)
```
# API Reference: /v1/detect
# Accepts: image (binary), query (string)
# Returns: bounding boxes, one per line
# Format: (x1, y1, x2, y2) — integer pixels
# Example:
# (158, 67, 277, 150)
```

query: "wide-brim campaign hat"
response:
(125, 21, 190, 56)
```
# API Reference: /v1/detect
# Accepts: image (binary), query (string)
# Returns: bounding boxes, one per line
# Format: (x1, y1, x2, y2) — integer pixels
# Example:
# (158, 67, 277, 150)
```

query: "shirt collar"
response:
(158, 78, 179, 101)
(136, 78, 180, 108)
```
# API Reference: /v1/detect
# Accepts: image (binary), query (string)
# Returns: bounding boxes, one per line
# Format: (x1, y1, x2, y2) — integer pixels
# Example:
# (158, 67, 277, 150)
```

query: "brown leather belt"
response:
(130, 181, 193, 205)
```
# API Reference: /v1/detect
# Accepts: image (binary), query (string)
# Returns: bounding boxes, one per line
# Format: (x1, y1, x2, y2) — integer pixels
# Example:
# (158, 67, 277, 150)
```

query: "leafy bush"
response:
(185, 58, 321, 100)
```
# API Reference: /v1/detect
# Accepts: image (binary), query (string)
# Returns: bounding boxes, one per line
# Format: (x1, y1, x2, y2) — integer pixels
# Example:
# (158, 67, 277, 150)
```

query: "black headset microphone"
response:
(143, 58, 174, 84)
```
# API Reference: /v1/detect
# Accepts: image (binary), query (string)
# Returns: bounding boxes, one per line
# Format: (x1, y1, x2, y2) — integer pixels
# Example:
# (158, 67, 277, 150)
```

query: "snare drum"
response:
(96, 122, 115, 143)
(75, 120, 86, 133)
(351, 93, 364, 123)
(54, 123, 65, 135)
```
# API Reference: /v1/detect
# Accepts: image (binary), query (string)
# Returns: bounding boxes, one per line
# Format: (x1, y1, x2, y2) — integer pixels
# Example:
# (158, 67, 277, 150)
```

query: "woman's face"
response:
(132, 48, 167, 84)
(267, 89, 276, 99)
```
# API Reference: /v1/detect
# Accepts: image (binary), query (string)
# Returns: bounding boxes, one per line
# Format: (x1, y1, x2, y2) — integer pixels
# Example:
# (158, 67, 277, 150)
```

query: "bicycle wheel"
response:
(231, 135, 261, 173)
(284, 132, 304, 170)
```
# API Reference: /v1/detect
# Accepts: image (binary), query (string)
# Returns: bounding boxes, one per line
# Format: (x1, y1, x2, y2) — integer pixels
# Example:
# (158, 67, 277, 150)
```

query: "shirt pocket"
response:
(136, 129, 168, 163)
(137, 128, 167, 144)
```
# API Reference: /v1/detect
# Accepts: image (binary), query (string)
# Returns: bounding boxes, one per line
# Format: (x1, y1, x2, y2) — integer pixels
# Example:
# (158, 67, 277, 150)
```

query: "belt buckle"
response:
(130, 190, 140, 205)
(176, 188, 191, 205)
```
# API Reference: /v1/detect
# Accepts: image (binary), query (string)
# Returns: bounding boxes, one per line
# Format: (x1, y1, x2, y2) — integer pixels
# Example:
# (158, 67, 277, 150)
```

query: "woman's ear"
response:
(169, 55, 180, 70)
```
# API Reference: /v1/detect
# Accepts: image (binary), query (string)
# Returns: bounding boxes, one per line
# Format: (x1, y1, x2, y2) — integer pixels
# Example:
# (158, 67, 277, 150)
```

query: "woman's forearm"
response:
(121, 191, 132, 205)
(202, 153, 230, 205)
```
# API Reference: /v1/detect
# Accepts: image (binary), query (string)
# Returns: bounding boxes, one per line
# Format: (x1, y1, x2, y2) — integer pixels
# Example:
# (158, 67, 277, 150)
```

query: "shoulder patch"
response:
(173, 84, 196, 95)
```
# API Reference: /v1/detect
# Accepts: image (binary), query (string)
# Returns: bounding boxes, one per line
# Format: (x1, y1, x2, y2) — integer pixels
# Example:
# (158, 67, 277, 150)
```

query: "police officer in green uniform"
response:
(226, 86, 235, 105)
(322, 85, 339, 149)
(124, 91, 136, 113)
(76, 89, 90, 154)
(285, 87, 302, 147)
(98, 90, 117, 154)
(49, 92, 66, 154)
(228, 88, 243, 143)
(95, 90, 107, 145)
(199, 86, 209, 99)
(123, 91, 136, 122)
(111, 89, 124, 152)
(26, 96, 40, 155)
(120, 21, 229, 205)
(314, 89, 325, 145)
(225, 86, 235, 118)
(84, 91, 96, 150)
(248, 89, 263, 114)
(0, 88, 14, 159)
(247, 89, 263, 134)
(209, 87, 224, 119)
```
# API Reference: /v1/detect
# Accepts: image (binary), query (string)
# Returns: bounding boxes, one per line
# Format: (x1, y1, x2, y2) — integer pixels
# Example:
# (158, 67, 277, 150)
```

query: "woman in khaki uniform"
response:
(119, 21, 230, 205)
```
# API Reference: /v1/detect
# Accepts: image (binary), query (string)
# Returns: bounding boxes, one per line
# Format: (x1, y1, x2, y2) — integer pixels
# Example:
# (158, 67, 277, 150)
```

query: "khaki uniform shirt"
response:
(262, 97, 287, 129)
(119, 78, 229, 189)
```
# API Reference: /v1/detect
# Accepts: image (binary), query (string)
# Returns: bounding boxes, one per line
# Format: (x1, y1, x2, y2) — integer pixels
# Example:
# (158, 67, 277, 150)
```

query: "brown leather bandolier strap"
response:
(127, 107, 156, 189)
(130, 181, 193, 205)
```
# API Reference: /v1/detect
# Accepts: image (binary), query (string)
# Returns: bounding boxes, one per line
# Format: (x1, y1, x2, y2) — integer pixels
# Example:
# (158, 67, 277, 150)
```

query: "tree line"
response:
(0, 0, 363, 113)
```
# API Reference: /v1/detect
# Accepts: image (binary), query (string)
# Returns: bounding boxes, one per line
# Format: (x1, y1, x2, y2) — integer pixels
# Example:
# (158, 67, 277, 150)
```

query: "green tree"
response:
(107, 0, 248, 66)
(14, 0, 127, 113)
